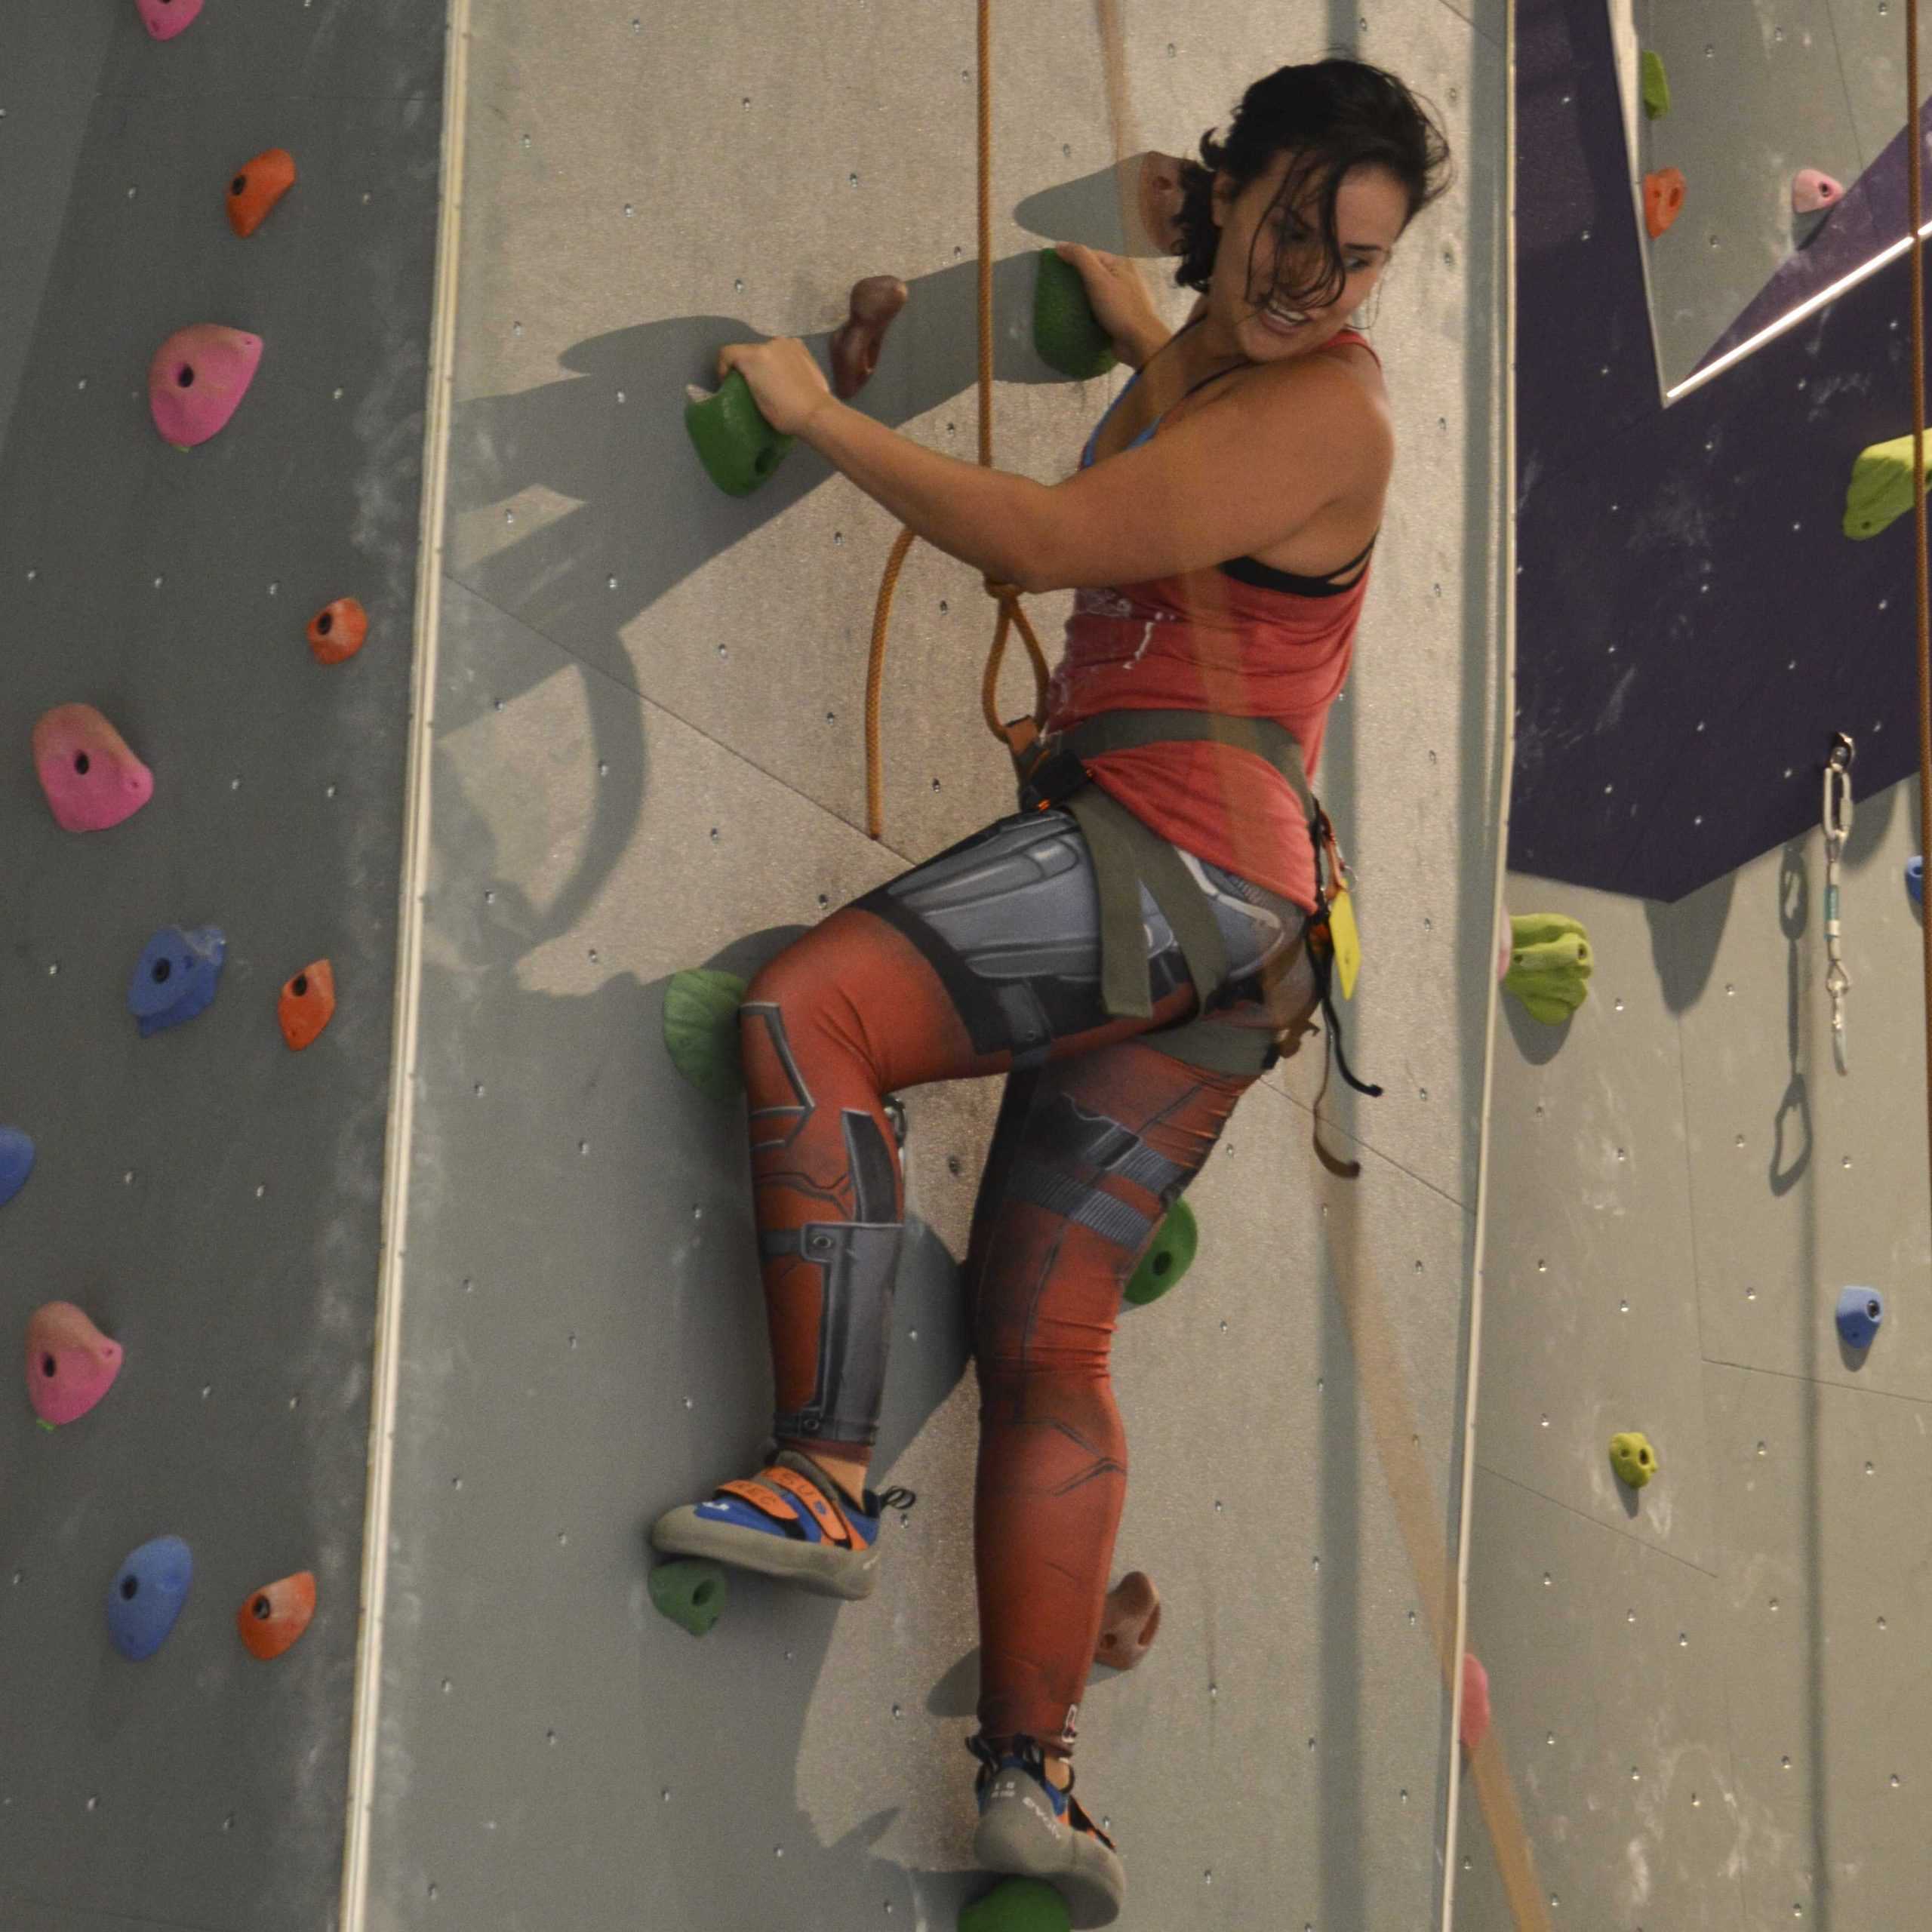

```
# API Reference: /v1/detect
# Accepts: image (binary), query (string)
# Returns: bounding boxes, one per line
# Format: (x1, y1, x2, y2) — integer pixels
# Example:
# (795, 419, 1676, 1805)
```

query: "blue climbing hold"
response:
(107, 1536, 194, 1661)
(1835, 1286, 1883, 1349)
(128, 925, 226, 1037)
(1908, 856, 1923, 907)
(0, 1128, 34, 1208)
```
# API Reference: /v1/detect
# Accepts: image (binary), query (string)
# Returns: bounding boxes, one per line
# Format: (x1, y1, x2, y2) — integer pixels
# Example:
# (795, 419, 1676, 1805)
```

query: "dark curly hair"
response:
(1171, 57, 1452, 317)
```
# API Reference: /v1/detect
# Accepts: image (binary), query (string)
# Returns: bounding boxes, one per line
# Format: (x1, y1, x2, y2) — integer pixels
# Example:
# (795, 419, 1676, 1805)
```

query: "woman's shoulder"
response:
(1238, 339, 1392, 465)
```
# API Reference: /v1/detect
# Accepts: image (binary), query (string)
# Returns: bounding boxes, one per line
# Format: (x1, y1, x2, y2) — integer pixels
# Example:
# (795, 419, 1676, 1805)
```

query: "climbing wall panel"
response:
(1516, 0, 1932, 909)
(0, 5, 447, 1928)
(1461, 796, 1932, 1923)
(369, 2, 1507, 1929)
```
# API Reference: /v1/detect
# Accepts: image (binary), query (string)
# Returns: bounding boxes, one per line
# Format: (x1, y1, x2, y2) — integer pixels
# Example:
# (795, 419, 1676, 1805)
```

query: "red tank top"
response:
(1044, 326, 1380, 914)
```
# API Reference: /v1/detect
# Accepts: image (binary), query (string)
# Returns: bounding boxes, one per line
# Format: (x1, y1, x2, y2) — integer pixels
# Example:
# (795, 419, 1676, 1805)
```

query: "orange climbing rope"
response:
(1909, 0, 1932, 1238)
(863, 0, 1051, 841)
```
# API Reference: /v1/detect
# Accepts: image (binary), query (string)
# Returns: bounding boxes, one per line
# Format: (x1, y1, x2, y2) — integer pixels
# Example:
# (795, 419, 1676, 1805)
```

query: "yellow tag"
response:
(1327, 882, 1361, 1000)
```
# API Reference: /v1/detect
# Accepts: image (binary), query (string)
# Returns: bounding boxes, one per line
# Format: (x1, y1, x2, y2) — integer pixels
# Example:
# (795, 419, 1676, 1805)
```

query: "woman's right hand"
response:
(1053, 242, 1168, 368)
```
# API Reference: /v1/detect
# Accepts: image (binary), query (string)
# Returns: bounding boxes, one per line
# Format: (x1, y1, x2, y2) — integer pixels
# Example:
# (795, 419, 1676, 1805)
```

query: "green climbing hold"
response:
(1502, 913, 1592, 1025)
(685, 369, 795, 497)
(959, 1877, 1071, 1932)
(1844, 430, 1932, 540)
(1124, 1196, 1198, 1306)
(1640, 51, 1670, 119)
(650, 1558, 728, 1637)
(663, 968, 749, 1100)
(1033, 248, 1117, 381)
(1609, 1431, 1658, 1490)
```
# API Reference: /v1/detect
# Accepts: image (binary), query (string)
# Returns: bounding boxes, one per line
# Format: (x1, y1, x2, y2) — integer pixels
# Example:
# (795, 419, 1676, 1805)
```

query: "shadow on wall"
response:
(435, 173, 1179, 960)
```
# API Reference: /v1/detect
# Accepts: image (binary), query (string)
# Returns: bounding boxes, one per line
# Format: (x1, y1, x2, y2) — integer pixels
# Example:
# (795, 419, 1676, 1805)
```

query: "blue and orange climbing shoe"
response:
(968, 1733, 1126, 1929)
(648, 1446, 915, 1601)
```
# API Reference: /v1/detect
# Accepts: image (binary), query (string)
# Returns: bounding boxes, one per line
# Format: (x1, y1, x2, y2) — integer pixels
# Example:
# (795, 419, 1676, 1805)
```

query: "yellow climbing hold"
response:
(1844, 430, 1932, 540)
(1503, 913, 1592, 1025)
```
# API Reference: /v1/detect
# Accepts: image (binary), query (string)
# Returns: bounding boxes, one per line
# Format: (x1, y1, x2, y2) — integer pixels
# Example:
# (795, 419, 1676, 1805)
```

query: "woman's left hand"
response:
(717, 337, 833, 438)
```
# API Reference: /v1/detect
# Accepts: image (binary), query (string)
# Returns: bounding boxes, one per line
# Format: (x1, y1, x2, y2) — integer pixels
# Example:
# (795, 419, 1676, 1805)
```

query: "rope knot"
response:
(980, 575, 1024, 604)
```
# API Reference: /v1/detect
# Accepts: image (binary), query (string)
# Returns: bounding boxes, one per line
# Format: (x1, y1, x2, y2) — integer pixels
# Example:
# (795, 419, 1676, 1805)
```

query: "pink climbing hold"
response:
(33, 703, 154, 832)
(26, 1303, 125, 1428)
(1792, 170, 1843, 216)
(135, 0, 205, 40)
(149, 324, 263, 448)
(1459, 1651, 1491, 1752)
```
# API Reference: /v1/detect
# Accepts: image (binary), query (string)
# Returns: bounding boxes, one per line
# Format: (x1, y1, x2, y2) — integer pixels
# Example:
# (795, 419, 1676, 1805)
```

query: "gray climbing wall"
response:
(1457, 5, 1932, 1921)
(0, 5, 446, 1930)
(1626, 0, 1932, 389)
(1458, 801, 1932, 1930)
(361, 3, 1508, 1930)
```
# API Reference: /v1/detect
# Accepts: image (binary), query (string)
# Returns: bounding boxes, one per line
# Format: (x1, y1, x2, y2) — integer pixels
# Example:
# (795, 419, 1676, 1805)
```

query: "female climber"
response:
(651, 55, 1451, 1930)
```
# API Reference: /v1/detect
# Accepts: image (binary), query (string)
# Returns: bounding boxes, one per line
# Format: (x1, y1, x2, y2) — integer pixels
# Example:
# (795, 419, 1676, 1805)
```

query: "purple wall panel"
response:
(1516, 0, 1927, 902)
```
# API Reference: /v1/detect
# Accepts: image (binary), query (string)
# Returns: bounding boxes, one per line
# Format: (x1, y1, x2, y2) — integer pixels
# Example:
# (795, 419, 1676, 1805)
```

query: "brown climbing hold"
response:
(237, 1571, 317, 1660)
(1136, 150, 1188, 254)
(227, 148, 298, 238)
(278, 960, 335, 1051)
(1093, 1570, 1161, 1669)
(1644, 168, 1686, 239)
(308, 598, 368, 665)
(829, 275, 908, 399)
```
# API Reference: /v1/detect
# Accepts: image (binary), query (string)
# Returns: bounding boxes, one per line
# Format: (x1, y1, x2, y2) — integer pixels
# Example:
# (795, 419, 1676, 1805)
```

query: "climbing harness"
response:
(1822, 733, 1854, 1075)
(1005, 710, 1380, 1092)
(860, 0, 1380, 1097)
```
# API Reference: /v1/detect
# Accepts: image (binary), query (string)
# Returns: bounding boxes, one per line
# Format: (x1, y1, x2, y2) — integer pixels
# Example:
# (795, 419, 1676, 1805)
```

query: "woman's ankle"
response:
(779, 1438, 869, 1504)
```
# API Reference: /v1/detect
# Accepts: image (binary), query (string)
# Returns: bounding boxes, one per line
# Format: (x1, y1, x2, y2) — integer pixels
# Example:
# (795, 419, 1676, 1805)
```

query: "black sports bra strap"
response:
(1325, 532, 1379, 581)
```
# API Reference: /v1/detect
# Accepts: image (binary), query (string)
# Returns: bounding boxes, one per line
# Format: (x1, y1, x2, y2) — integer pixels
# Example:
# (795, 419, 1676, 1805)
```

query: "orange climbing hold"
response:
(278, 960, 336, 1051)
(1644, 168, 1686, 239)
(237, 1571, 317, 1660)
(308, 598, 368, 664)
(227, 149, 298, 238)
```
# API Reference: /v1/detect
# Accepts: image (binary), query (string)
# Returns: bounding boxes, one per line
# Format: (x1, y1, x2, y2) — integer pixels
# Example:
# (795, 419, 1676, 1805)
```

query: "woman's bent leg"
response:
(737, 808, 1207, 1463)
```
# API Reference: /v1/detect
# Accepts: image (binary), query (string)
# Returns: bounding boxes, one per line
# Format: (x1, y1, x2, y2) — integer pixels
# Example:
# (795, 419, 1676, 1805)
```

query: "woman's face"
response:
(1209, 153, 1408, 358)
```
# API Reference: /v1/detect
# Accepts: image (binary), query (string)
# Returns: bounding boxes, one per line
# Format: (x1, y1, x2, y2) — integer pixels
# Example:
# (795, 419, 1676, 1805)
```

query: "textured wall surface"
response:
(0, 5, 445, 1928)
(1516, 0, 1932, 906)
(366, 2, 1507, 1930)
(1630, 0, 1931, 387)
(1462, 811, 1932, 1927)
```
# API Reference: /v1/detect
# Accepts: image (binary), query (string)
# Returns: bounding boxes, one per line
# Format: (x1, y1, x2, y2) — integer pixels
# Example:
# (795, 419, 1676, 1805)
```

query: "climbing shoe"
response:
(649, 1446, 915, 1601)
(968, 1734, 1126, 1929)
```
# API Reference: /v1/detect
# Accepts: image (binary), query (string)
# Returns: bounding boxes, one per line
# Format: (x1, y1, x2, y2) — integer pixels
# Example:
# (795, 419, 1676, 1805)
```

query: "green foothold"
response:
(684, 369, 795, 497)
(1502, 913, 1593, 1026)
(650, 1558, 728, 1637)
(1844, 430, 1932, 540)
(1124, 1196, 1198, 1306)
(959, 1877, 1071, 1932)
(663, 968, 749, 1100)
(1640, 50, 1670, 120)
(1609, 1430, 1658, 1490)
(1033, 248, 1117, 381)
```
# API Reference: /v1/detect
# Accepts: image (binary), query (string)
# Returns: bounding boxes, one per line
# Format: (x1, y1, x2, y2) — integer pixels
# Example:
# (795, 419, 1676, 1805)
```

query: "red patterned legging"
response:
(735, 806, 1311, 1757)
